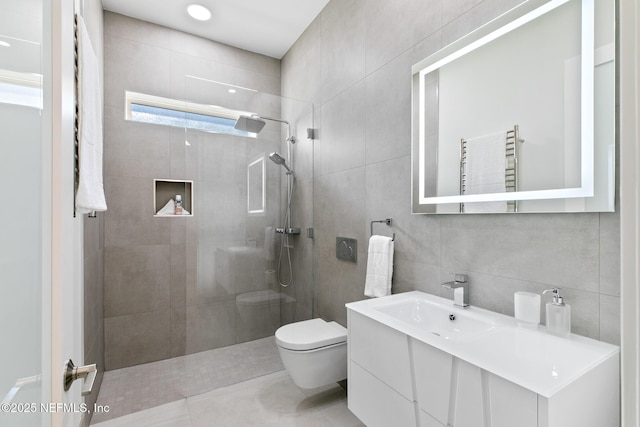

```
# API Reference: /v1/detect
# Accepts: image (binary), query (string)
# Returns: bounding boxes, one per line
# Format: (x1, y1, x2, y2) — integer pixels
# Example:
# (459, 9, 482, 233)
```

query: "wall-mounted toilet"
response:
(275, 318, 347, 389)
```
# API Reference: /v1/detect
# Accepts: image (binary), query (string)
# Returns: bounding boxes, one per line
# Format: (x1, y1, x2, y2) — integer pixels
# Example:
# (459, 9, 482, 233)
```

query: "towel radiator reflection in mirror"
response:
(460, 124, 523, 213)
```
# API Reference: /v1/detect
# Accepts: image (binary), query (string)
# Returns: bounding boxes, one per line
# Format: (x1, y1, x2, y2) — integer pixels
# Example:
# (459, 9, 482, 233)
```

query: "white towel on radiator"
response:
(464, 131, 507, 213)
(76, 15, 107, 214)
(364, 236, 394, 298)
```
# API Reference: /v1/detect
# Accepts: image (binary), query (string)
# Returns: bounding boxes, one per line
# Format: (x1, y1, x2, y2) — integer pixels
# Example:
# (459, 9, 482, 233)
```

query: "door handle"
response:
(63, 359, 97, 396)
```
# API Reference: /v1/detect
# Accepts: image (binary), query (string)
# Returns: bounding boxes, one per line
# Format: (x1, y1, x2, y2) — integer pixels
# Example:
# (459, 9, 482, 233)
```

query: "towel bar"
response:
(370, 218, 395, 241)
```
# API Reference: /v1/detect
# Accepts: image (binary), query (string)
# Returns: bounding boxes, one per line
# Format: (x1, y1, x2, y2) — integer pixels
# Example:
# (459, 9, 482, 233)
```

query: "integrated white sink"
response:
(347, 291, 620, 398)
(374, 296, 498, 341)
(347, 291, 621, 427)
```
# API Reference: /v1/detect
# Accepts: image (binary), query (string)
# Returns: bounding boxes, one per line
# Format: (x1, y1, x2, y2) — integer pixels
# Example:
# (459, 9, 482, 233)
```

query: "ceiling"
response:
(100, 0, 329, 59)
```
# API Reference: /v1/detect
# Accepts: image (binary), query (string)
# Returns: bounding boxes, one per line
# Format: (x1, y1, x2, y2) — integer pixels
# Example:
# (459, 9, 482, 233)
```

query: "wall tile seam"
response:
(105, 36, 282, 90)
(85, 325, 104, 361)
(166, 29, 236, 67)
(102, 29, 171, 51)
(598, 289, 623, 298)
(180, 297, 240, 306)
(104, 309, 170, 321)
(314, 161, 368, 178)
(104, 306, 172, 319)
(85, 330, 103, 356)
(102, 174, 173, 180)
(595, 292, 604, 339)
(280, 45, 323, 103)
(363, 153, 411, 169)
(106, 31, 281, 87)
(83, 252, 100, 263)
(281, 36, 321, 72)
(431, 268, 603, 293)
(363, 45, 370, 180)
(103, 32, 175, 59)
(103, 11, 171, 33)
(440, 0, 493, 29)
(232, 63, 282, 82)
(362, 27, 442, 81)
(172, 55, 282, 91)
(314, 32, 444, 110)
(392, 255, 442, 268)
(284, 8, 442, 102)
(597, 213, 603, 295)
(171, 37, 281, 79)
(103, 242, 174, 249)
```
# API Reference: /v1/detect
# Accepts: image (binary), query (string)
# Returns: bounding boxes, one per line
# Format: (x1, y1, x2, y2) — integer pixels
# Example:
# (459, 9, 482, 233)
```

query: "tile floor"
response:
(91, 371, 364, 427)
(90, 336, 363, 426)
(91, 337, 285, 424)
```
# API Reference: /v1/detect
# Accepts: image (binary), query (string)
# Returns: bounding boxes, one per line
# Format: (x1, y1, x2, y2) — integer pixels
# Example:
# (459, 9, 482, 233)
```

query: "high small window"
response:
(125, 91, 256, 137)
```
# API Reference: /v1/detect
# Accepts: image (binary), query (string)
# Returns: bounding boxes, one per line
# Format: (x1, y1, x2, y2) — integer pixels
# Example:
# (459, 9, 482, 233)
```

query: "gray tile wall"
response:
(82, 2, 105, 426)
(103, 12, 284, 370)
(281, 0, 620, 344)
(279, 99, 316, 324)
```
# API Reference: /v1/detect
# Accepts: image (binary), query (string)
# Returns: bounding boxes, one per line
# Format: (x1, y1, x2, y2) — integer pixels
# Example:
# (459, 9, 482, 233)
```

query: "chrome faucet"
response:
(441, 274, 469, 308)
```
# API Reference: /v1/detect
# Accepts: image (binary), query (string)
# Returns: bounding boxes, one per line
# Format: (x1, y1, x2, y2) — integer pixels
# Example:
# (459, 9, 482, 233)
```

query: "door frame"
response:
(45, 0, 84, 425)
(619, 0, 640, 425)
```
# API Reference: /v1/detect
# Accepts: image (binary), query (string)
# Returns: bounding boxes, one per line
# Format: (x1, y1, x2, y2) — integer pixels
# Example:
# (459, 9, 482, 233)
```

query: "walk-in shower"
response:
(235, 114, 299, 288)
(79, 16, 319, 424)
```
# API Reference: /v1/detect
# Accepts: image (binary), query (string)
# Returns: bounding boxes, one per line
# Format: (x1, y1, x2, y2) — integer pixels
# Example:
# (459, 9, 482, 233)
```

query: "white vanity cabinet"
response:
(348, 311, 416, 427)
(346, 293, 620, 427)
(412, 339, 537, 427)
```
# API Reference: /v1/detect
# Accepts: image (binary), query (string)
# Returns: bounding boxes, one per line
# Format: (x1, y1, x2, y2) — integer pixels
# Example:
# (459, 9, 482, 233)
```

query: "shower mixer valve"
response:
(275, 227, 301, 235)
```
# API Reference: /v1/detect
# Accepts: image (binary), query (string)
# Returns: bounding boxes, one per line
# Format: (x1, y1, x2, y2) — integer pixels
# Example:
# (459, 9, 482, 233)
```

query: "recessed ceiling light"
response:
(187, 4, 211, 21)
(228, 89, 236, 94)
(0, 41, 11, 48)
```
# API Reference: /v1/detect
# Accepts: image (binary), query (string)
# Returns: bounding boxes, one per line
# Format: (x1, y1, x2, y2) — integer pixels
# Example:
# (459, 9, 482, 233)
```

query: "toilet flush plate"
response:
(336, 237, 357, 263)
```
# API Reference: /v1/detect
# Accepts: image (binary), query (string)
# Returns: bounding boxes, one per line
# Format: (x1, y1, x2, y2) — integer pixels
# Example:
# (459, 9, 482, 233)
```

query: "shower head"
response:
(269, 152, 286, 165)
(234, 115, 266, 133)
(235, 115, 296, 144)
(269, 152, 293, 175)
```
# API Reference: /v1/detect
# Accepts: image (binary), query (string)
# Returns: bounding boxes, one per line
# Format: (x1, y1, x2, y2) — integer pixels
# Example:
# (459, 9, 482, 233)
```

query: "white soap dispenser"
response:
(543, 288, 571, 336)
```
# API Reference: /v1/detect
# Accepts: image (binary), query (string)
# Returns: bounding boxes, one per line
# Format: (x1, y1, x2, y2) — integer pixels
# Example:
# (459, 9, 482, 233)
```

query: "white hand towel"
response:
(264, 227, 275, 261)
(76, 15, 107, 214)
(464, 131, 507, 213)
(365, 236, 394, 298)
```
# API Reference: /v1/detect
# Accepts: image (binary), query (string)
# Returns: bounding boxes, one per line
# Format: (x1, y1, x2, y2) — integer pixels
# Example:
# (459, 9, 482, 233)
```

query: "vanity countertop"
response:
(346, 291, 619, 398)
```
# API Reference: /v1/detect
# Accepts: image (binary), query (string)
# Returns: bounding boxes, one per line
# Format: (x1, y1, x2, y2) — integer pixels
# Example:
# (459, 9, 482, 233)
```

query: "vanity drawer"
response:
(412, 338, 453, 425)
(413, 338, 537, 427)
(348, 360, 416, 427)
(348, 310, 413, 399)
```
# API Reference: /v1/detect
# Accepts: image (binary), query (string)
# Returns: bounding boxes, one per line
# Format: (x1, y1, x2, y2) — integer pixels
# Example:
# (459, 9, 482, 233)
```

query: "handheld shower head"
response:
(269, 152, 293, 175)
(269, 152, 286, 165)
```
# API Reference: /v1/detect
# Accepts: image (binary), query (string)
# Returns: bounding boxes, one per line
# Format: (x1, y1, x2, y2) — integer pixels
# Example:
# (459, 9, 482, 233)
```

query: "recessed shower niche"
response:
(153, 179, 194, 217)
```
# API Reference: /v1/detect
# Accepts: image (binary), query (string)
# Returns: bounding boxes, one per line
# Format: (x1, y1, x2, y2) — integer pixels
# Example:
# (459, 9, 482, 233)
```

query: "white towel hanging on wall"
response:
(364, 235, 394, 297)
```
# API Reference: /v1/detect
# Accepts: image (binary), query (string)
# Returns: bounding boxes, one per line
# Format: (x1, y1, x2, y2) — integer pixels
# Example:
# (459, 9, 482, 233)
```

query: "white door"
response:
(0, 0, 84, 426)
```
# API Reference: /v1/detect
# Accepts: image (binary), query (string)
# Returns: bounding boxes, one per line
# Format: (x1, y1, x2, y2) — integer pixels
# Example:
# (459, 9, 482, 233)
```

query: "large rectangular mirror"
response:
(411, 0, 615, 214)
